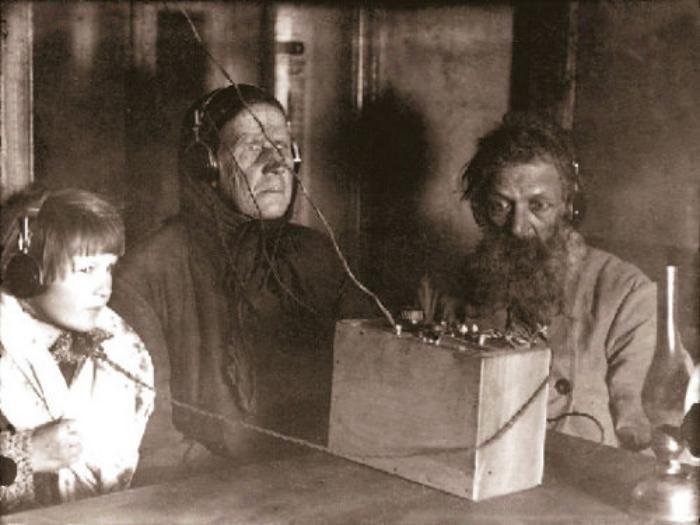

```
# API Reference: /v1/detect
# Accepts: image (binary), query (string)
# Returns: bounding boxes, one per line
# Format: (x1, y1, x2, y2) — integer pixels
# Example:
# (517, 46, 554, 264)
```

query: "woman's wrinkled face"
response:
(27, 253, 118, 332)
(216, 103, 294, 219)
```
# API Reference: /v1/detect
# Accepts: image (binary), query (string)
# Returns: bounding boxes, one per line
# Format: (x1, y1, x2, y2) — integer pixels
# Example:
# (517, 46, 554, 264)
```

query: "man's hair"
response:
(461, 112, 578, 226)
(1, 186, 125, 286)
(178, 84, 286, 168)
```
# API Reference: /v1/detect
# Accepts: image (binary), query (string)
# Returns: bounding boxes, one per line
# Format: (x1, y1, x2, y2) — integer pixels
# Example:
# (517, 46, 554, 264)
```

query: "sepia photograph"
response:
(1, 0, 698, 522)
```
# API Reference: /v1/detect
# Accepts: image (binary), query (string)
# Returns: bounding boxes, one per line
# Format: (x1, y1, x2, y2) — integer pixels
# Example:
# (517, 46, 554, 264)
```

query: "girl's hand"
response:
(30, 419, 82, 472)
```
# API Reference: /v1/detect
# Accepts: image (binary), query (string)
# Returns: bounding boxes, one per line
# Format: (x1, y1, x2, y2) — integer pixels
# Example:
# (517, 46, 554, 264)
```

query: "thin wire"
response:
(227, 149, 320, 317)
(204, 172, 319, 318)
(145, 2, 607, 459)
(295, 177, 396, 326)
(170, 1, 396, 327)
(91, 347, 553, 459)
(11, 335, 605, 465)
(547, 410, 606, 446)
(184, 34, 322, 316)
(5, 350, 55, 419)
(167, 0, 320, 318)
(350, 375, 550, 459)
(210, 140, 321, 317)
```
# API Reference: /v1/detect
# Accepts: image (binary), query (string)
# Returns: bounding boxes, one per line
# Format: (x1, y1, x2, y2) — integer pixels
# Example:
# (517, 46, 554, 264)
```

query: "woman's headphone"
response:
(182, 87, 302, 185)
(3, 210, 44, 298)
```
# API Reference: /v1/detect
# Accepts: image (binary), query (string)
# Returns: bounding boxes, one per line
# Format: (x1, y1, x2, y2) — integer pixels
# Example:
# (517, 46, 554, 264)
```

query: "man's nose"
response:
(510, 206, 534, 239)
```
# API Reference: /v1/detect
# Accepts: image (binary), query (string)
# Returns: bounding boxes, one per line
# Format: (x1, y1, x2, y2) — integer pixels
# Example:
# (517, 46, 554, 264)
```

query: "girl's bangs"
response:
(42, 217, 124, 281)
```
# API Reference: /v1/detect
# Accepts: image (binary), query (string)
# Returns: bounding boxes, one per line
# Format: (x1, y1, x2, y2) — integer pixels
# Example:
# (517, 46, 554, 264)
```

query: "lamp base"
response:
(629, 467, 699, 524)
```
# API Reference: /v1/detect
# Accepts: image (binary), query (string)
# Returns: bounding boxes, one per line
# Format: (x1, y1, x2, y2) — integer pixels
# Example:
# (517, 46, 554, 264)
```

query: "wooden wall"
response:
(29, 1, 268, 242)
(1, 2, 34, 199)
(574, 0, 699, 356)
(269, 4, 359, 251)
(358, 4, 514, 308)
(32, 3, 130, 205)
(23, 1, 362, 250)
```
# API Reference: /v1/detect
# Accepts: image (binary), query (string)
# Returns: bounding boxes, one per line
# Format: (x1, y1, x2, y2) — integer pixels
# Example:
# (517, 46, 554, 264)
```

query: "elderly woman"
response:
(0, 187, 154, 512)
(110, 84, 374, 467)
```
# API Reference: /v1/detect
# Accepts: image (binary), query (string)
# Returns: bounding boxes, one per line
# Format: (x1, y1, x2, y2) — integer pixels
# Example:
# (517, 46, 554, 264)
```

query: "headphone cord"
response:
(232, 161, 320, 317)
(70, 351, 612, 458)
(168, 1, 395, 328)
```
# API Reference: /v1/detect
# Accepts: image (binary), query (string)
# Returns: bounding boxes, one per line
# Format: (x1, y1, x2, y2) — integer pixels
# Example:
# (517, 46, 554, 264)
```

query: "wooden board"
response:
(328, 319, 551, 500)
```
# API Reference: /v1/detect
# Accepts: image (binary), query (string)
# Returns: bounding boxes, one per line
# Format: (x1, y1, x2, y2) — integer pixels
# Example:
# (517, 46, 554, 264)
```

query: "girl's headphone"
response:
(3, 209, 44, 298)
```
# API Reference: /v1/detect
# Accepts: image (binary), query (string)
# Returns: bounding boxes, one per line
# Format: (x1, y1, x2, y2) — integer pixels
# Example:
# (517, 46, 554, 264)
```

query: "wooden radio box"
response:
(328, 319, 551, 501)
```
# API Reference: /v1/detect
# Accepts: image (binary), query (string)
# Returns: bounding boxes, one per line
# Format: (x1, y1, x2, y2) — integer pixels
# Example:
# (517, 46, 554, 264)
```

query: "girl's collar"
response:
(1, 292, 64, 352)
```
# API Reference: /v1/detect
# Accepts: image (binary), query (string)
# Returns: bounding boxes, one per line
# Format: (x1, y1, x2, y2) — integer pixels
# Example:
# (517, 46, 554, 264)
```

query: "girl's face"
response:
(27, 253, 118, 332)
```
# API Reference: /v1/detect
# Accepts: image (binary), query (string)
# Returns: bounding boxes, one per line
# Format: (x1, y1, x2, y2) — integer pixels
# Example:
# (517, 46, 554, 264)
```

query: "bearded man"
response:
(447, 113, 656, 450)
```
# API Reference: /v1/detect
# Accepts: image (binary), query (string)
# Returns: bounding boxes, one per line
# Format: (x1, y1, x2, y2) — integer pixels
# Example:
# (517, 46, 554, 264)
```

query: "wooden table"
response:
(3, 431, 654, 524)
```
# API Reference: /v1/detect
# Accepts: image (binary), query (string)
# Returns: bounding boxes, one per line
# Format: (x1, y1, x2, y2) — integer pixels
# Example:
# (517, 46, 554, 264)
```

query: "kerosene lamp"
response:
(629, 265, 699, 523)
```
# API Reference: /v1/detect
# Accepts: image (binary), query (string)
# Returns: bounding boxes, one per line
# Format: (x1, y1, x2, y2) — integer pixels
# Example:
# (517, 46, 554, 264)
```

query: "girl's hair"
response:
(1, 186, 125, 287)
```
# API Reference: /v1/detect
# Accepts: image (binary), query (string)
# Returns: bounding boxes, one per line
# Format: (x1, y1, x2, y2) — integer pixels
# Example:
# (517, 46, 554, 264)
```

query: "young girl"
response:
(0, 187, 154, 512)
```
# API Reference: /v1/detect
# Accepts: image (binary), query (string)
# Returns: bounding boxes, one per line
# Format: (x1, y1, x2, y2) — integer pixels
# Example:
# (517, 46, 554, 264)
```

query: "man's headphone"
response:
(568, 160, 586, 228)
(3, 210, 44, 299)
(182, 87, 302, 185)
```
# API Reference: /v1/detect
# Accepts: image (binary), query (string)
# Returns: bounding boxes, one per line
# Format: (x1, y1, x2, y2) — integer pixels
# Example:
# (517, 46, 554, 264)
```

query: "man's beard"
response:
(463, 224, 570, 330)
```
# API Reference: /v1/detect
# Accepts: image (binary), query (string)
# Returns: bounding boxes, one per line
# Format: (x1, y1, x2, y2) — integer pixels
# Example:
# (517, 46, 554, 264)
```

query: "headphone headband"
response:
(191, 87, 225, 143)
(182, 85, 302, 184)
(17, 216, 31, 254)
